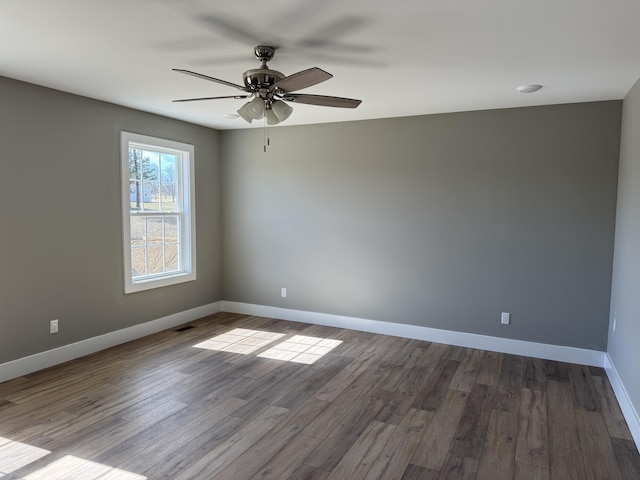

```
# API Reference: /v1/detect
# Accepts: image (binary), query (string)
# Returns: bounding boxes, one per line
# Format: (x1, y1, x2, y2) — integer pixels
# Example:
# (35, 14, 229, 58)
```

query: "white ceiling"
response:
(2, 0, 640, 130)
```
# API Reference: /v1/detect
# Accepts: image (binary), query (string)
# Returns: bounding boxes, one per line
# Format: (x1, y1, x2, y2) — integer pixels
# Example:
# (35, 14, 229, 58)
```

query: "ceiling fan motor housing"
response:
(243, 68, 285, 92)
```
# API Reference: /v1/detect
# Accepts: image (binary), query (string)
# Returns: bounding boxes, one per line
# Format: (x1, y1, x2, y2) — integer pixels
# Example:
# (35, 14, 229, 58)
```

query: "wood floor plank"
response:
(324, 421, 397, 480)
(575, 410, 623, 480)
(443, 346, 467, 362)
(124, 415, 245, 478)
(568, 364, 601, 413)
(286, 464, 330, 480)
(514, 462, 550, 480)
(591, 374, 632, 440)
(546, 380, 580, 449)
(375, 366, 433, 425)
(523, 358, 547, 392)
(549, 445, 587, 480)
(400, 464, 440, 480)
(475, 409, 518, 480)
(314, 352, 379, 402)
(450, 383, 496, 460)
(8, 410, 79, 444)
(58, 399, 188, 460)
(363, 408, 431, 480)
(305, 388, 390, 471)
(412, 358, 460, 411)
(169, 405, 290, 480)
(274, 355, 354, 409)
(302, 370, 379, 440)
(211, 398, 328, 480)
(611, 437, 640, 480)
(494, 354, 524, 414)
(475, 351, 504, 387)
(244, 434, 322, 480)
(449, 349, 484, 393)
(95, 395, 247, 469)
(410, 388, 469, 471)
(415, 343, 448, 369)
(438, 455, 478, 480)
(515, 388, 549, 468)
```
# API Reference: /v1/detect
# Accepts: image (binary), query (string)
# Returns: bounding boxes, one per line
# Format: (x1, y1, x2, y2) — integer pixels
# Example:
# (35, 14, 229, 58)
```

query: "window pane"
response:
(128, 149, 143, 181)
(143, 182, 160, 211)
(131, 246, 146, 278)
(165, 244, 179, 272)
(130, 216, 145, 246)
(146, 216, 164, 245)
(161, 185, 178, 211)
(129, 149, 159, 211)
(161, 154, 178, 211)
(129, 181, 143, 211)
(165, 216, 178, 243)
(147, 245, 164, 274)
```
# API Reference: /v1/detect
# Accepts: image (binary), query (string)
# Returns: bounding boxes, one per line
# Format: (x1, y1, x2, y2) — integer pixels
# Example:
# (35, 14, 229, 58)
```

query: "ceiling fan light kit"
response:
(271, 99, 293, 122)
(246, 96, 266, 119)
(265, 108, 280, 126)
(173, 45, 362, 127)
(237, 101, 257, 123)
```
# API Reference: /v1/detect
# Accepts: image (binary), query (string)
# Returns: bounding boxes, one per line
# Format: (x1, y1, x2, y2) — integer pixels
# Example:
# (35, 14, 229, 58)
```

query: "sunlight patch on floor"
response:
(0, 437, 49, 476)
(193, 328, 286, 354)
(23, 455, 146, 479)
(257, 335, 343, 364)
(0, 437, 146, 479)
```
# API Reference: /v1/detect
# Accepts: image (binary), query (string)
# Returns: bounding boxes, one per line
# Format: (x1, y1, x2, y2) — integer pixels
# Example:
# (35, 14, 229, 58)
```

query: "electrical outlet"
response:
(50, 319, 59, 334)
(281, 287, 287, 298)
(501, 312, 510, 325)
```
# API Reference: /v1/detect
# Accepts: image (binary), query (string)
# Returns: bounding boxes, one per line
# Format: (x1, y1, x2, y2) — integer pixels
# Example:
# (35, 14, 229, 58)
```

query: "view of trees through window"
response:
(128, 148, 180, 278)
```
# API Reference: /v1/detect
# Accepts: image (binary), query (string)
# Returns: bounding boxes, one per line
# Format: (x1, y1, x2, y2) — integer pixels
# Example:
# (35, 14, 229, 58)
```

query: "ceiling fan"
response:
(172, 45, 362, 125)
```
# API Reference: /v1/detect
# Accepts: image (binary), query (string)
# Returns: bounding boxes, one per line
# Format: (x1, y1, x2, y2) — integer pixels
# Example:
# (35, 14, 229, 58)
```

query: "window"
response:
(121, 132, 196, 293)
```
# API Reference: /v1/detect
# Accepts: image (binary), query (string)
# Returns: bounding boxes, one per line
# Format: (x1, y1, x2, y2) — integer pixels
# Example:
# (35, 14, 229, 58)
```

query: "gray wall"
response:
(0, 76, 223, 364)
(0, 74, 623, 365)
(221, 102, 621, 351)
(609, 77, 640, 413)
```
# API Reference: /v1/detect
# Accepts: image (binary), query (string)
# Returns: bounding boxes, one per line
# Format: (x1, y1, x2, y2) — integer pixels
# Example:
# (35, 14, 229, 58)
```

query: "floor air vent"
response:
(175, 325, 196, 332)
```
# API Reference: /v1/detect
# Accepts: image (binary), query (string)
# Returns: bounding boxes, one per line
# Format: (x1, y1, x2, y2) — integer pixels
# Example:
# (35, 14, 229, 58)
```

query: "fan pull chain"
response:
(263, 116, 271, 153)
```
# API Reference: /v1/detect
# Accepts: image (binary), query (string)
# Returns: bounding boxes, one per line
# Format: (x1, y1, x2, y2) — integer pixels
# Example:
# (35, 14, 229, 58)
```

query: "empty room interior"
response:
(1, 1, 640, 479)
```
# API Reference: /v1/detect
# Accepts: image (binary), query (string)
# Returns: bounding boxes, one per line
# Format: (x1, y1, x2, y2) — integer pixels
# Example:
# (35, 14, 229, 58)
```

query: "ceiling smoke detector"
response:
(516, 84, 543, 93)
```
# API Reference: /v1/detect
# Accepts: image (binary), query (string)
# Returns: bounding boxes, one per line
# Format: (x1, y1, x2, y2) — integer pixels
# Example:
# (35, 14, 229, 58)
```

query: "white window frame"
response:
(120, 132, 196, 293)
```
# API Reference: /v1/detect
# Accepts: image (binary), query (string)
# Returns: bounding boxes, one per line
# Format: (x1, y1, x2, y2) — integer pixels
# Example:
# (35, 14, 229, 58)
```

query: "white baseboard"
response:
(221, 301, 605, 367)
(0, 301, 222, 383)
(0, 299, 606, 380)
(604, 354, 640, 452)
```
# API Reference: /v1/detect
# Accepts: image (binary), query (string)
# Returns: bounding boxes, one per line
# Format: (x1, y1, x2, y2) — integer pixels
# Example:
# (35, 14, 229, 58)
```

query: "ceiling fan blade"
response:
(296, 17, 372, 53)
(196, 14, 272, 47)
(172, 69, 248, 91)
(173, 95, 250, 103)
(271, 67, 333, 93)
(282, 94, 361, 108)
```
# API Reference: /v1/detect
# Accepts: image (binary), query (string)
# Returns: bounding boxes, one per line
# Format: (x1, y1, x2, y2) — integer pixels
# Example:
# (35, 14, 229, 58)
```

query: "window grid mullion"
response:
(143, 216, 149, 276)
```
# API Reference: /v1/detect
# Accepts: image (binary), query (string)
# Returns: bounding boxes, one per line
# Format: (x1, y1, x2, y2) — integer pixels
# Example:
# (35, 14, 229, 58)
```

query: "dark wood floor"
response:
(1, 312, 639, 479)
